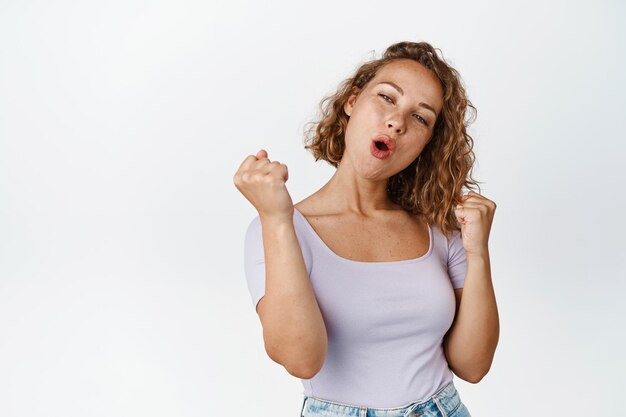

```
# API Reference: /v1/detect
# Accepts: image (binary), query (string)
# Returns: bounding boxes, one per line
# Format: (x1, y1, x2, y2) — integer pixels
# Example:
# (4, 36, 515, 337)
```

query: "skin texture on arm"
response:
(234, 148, 328, 380)
(443, 192, 499, 383)
(443, 255, 499, 383)
(256, 215, 328, 379)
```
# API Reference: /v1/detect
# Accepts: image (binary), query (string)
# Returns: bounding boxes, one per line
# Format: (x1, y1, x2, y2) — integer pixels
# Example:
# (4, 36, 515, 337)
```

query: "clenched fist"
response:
(233, 149, 294, 222)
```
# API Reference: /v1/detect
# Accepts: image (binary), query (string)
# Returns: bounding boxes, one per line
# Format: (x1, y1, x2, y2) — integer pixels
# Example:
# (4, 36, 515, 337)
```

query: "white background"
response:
(1, 1, 624, 416)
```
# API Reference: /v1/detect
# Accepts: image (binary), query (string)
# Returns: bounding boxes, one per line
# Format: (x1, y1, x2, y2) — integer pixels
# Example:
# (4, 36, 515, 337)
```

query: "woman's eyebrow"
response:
(377, 81, 436, 116)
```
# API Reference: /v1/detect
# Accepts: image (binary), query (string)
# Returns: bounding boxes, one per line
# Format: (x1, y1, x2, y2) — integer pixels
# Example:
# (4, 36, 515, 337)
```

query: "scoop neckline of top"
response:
(293, 207, 434, 265)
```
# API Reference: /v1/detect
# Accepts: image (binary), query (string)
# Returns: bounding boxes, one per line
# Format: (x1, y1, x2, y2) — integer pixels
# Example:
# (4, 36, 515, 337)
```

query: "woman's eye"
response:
(378, 93, 393, 103)
(379, 93, 427, 126)
(414, 114, 428, 126)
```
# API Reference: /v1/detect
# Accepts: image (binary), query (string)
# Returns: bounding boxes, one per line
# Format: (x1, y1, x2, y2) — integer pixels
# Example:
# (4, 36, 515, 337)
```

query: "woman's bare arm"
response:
(256, 213, 328, 379)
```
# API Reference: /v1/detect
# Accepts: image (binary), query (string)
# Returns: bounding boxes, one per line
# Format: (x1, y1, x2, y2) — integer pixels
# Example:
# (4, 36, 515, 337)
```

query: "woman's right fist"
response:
(233, 149, 294, 221)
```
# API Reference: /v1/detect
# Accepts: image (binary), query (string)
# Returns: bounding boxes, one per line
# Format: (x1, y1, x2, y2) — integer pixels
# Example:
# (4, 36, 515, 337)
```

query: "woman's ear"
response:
(344, 87, 360, 117)
(343, 95, 354, 117)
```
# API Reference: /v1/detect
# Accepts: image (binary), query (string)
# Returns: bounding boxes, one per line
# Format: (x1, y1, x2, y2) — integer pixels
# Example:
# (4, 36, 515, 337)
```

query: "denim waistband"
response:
(300, 380, 461, 417)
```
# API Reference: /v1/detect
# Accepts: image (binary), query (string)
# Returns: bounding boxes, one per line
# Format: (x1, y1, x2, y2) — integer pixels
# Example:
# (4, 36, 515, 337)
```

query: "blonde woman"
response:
(234, 41, 499, 417)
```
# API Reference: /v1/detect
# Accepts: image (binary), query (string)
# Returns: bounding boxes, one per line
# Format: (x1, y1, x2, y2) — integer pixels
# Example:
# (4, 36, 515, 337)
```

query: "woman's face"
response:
(342, 59, 444, 180)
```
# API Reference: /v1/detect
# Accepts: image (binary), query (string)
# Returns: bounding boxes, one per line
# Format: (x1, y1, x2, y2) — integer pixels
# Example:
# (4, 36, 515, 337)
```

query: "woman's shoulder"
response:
(293, 195, 324, 217)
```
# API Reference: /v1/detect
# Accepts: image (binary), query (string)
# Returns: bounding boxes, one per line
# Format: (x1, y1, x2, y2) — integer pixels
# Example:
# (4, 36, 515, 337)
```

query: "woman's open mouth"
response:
(375, 141, 389, 151)
(370, 139, 392, 159)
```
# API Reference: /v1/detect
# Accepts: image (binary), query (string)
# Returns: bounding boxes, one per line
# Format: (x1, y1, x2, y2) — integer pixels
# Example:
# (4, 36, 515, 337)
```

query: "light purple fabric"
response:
(243, 207, 467, 408)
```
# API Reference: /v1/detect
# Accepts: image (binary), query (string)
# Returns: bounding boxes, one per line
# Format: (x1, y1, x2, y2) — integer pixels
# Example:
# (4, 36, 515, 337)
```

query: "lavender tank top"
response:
(243, 208, 467, 408)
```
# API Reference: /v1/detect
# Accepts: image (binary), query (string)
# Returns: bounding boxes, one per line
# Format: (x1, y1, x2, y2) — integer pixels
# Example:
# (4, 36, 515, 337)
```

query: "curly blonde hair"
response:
(303, 41, 482, 240)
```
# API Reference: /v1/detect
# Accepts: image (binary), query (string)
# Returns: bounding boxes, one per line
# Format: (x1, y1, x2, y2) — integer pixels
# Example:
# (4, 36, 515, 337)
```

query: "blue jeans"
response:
(299, 380, 471, 417)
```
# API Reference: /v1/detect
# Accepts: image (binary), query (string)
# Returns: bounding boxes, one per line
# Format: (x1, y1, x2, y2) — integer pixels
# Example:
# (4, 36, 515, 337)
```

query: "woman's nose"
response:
(387, 121, 403, 133)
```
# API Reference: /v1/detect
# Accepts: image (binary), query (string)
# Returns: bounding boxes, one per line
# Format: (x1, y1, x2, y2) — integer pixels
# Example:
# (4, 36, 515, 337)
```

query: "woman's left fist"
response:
(453, 191, 496, 258)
